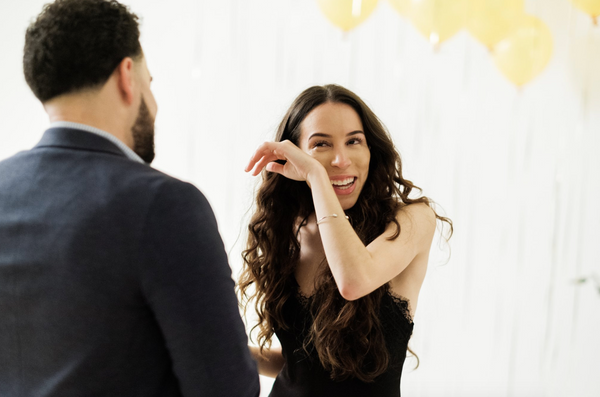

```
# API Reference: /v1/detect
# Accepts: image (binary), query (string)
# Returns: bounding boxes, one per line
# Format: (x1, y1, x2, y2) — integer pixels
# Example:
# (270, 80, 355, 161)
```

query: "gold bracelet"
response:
(316, 213, 349, 225)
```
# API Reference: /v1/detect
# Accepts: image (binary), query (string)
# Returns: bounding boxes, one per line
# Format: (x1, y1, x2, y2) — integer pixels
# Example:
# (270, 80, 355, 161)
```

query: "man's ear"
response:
(115, 57, 136, 105)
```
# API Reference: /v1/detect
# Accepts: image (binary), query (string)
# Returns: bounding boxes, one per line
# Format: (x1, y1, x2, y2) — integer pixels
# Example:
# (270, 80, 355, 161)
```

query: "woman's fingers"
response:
(244, 144, 268, 172)
(251, 155, 276, 176)
(245, 140, 311, 179)
(245, 143, 277, 173)
(245, 142, 291, 175)
(265, 161, 285, 175)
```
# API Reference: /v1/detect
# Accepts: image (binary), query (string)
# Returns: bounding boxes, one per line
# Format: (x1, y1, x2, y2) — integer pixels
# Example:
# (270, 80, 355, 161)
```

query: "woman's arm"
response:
(249, 345, 285, 378)
(305, 166, 436, 300)
(246, 141, 436, 301)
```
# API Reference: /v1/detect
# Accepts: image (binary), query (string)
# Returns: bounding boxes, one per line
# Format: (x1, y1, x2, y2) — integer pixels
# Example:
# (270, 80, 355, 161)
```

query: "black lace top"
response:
(269, 281, 414, 397)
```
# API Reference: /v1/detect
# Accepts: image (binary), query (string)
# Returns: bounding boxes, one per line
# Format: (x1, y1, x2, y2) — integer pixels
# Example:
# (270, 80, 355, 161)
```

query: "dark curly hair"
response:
(23, 0, 142, 103)
(239, 84, 453, 382)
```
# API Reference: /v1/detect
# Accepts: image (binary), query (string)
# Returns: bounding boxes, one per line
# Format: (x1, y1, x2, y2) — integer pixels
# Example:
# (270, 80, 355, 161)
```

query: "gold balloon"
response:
(467, 0, 526, 50)
(493, 15, 553, 86)
(569, 0, 600, 24)
(409, 0, 468, 45)
(317, 0, 379, 31)
(388, 0, 411, 16)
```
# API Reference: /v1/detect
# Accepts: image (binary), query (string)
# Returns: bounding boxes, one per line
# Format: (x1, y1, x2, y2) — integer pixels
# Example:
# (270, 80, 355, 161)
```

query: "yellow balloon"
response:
(388, 0, 411, 16)
(493, 15, 553, 86)
(317, 0, 379, 31)
(467, 0, 526, 50)
(409, 0, 468, 45)
(570, 0, 600, 24)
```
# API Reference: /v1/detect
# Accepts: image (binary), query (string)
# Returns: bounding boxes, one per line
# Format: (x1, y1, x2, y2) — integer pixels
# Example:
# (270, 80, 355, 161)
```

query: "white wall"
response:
(1, 1, 599, 396)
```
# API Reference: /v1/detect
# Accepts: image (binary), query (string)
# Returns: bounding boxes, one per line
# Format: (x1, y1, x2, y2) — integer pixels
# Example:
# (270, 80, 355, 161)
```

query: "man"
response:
(0, 0, 259, 396)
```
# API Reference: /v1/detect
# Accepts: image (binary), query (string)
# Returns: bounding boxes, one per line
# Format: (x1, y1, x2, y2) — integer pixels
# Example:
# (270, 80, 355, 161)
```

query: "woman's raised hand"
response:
(245, 140, 323, 182)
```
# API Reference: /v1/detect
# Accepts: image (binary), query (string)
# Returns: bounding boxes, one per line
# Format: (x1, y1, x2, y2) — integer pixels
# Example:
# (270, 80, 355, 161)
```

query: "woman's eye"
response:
(313, 140, 330, 148)
(348, 137, 363, 145)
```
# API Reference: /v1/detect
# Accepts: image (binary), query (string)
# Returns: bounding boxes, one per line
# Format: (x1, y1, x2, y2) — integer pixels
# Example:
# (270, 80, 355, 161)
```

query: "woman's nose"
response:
(330, 149, 351, 169)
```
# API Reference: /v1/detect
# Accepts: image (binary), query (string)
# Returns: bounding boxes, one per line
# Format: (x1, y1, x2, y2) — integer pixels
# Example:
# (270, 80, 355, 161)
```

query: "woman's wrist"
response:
(305, 163, 328, 189)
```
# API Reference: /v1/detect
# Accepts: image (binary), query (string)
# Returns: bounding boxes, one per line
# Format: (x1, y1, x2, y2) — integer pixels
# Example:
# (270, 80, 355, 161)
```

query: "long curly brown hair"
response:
(239, 84, 452, 382)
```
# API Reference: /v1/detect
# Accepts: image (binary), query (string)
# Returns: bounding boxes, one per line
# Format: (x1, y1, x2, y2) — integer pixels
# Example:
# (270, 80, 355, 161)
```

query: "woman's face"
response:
(298, 102, 371, 210)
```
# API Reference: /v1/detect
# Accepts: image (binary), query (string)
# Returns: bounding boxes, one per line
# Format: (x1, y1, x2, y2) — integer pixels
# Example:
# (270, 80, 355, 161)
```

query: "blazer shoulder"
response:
(134, 169, 210, 211)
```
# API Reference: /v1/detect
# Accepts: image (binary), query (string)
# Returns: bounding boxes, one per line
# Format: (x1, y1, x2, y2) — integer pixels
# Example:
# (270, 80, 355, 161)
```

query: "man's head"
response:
(24, 0, 157, 163)
(24, 0, 142, 102)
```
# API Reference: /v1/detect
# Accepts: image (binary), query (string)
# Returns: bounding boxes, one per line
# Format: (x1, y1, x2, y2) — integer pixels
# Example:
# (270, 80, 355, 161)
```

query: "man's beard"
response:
(132, 97, 155, 164)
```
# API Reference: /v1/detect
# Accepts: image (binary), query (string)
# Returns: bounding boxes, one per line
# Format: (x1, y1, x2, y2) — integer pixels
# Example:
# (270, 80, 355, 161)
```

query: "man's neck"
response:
(44, 94, 134, 150)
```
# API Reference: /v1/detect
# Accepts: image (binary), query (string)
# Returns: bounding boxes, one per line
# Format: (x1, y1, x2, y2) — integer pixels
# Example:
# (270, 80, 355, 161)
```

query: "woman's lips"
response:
(331, 177, 357, 195)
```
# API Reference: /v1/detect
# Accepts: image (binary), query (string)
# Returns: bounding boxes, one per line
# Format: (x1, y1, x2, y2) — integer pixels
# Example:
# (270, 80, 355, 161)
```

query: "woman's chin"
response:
(338, 197, 358, 211)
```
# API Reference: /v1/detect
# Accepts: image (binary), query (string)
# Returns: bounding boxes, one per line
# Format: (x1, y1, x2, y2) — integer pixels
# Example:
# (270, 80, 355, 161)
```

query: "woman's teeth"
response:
(331, 177, 355, 188)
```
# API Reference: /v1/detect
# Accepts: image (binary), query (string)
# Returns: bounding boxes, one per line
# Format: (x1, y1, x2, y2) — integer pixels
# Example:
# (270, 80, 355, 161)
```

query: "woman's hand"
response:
(245, 140, 324, 183)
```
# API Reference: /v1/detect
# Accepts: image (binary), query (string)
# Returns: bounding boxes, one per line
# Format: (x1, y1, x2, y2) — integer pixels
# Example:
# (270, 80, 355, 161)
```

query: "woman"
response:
(240, 84, 452, 396)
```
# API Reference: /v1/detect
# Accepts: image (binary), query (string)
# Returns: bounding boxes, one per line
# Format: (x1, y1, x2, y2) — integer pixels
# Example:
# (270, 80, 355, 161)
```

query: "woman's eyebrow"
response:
(308, 130, 364, 140)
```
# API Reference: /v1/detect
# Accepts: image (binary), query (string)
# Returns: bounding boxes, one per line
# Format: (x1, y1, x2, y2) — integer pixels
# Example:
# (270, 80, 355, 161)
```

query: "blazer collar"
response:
(34, 127, 127, 158)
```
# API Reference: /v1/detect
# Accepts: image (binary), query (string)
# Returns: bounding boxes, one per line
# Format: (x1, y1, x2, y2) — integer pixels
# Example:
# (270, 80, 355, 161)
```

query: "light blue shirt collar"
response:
(49, 121, 145, 164)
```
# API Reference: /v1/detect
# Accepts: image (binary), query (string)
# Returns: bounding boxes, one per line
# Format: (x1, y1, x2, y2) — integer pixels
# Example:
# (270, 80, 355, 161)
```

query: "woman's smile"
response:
(330, 175, 357, 195)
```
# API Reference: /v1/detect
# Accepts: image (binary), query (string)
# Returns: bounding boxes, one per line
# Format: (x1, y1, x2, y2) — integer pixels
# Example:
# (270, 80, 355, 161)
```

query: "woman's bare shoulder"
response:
(395, 202, 436, 232)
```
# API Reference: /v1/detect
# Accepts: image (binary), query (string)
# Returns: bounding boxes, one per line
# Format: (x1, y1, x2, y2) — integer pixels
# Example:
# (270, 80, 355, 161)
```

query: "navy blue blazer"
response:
(0, 128, 259, 396)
